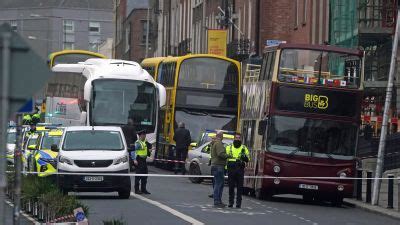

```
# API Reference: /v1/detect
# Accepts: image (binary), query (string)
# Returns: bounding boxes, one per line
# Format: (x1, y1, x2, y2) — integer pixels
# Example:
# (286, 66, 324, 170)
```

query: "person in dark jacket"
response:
(173, 122, 191, 174)
(122, 118, 137, 169)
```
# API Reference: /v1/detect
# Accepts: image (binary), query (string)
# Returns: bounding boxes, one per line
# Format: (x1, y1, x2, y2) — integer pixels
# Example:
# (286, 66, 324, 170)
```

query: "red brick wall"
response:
(127, 9, 148, 62)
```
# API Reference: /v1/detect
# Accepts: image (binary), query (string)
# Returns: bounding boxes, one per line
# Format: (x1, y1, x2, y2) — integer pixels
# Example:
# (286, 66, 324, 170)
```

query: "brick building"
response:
(149, 0, 329, 60)
(115, 0, 152, 62)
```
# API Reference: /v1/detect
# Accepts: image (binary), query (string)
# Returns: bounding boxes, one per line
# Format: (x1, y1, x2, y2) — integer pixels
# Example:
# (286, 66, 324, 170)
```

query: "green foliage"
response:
(20, 175, 89, 220)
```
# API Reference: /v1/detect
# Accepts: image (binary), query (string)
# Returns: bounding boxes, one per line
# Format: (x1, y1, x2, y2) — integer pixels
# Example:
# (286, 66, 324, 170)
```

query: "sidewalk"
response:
(4, 200, 36, 225)
(344, 198, 400, 220)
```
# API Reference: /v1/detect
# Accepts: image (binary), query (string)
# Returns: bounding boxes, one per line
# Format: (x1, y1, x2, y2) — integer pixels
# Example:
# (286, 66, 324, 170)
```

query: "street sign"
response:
(17, 98, 34, 114)
(0, 23, 53, 115)
(265, 39, 286, 46)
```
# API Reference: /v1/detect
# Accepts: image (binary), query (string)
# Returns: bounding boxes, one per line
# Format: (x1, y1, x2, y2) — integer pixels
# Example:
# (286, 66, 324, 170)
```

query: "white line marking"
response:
(131, 192, 204, 225)
(5, 200, 38, 224)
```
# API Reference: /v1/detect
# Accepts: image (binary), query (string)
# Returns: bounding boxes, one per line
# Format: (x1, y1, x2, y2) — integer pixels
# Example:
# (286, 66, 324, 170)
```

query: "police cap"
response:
(137, 129, 146, 135)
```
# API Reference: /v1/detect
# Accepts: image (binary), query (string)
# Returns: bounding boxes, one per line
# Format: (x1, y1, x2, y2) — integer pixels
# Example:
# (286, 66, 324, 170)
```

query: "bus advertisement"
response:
(144, 54, 241, 168)
(242, 44, 364, 206)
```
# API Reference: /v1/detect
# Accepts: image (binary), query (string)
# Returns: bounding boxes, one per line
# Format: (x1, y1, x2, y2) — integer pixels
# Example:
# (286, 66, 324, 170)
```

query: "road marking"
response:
(131, 192, 204, 225)
(5, 200, 38, 224)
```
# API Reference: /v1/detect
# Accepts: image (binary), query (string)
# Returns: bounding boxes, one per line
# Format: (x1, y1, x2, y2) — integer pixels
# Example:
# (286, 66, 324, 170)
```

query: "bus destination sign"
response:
(275, 85, 359, 117)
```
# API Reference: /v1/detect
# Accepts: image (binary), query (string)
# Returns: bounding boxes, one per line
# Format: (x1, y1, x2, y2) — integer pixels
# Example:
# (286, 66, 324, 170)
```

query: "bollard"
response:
(366, 171, 372, 203)
(387, 174, 394, 209)
(357, 170, 363, 200)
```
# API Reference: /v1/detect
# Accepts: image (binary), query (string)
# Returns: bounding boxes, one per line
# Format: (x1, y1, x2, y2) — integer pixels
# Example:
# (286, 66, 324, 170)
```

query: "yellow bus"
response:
(48, 49, 106, 68)
(150, 54, 241, 167)
(140, 57, 166, 78)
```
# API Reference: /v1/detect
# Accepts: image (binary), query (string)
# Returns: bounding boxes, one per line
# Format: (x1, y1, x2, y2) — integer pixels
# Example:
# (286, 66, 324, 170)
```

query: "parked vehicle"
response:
(186, 138, 233, 184)
(6, 128, 16, 164)
(56, 126, 131, 199)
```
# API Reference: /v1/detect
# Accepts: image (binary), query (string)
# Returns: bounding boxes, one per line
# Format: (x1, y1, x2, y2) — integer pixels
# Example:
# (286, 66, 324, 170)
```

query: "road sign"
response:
(17, 98, 34, 114)
(0, 23, 53, 115)
(265, 39, 286, 46)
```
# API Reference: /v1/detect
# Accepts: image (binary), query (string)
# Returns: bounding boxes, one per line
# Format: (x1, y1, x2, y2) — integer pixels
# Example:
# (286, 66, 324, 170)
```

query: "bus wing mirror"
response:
(258, 118, 268, 135)
(156, 83, 166, 107)
(80, 111, 87, 125)
(84, 81, 92, 101)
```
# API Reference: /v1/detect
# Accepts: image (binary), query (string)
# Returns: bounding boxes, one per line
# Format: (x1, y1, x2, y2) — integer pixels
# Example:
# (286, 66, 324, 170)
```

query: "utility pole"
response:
(13, 115, 22, 225)
(145, 6, 150, 58)
(0, 31, 11, 225)
(372, 7, 400, 205)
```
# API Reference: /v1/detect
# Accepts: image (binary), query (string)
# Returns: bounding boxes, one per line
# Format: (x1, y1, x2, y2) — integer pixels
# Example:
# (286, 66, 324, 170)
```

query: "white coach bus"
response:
(50, 58, 166, 134)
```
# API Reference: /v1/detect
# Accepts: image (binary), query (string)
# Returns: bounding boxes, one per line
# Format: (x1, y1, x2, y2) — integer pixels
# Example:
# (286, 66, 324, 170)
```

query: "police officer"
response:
(226, 133, 250, 208)
(133, 130, 151, 194)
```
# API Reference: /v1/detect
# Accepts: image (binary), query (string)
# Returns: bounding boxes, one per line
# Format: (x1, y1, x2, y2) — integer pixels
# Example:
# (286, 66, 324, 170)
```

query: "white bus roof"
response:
(52, 58, 154, 83)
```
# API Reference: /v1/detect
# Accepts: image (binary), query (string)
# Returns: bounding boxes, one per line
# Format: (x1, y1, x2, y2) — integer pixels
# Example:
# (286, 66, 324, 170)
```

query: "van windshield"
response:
(63, 130, 124, 151)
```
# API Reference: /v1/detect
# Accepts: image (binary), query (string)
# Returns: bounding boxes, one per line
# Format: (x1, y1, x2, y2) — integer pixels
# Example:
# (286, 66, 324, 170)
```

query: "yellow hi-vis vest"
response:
(136, 140, 148, 157)
(225, 144, 250, 162)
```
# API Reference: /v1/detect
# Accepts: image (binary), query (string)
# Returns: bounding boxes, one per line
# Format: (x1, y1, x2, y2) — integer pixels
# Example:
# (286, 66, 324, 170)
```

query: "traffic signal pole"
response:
(372, 8, 400, 205)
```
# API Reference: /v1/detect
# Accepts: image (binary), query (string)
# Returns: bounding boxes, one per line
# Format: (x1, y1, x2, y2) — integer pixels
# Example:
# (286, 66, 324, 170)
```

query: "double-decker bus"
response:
(242, 44, 363, 206)
(51, 59, 166, 132)
(151, 54, 241, 167)
(140, 57, 166, 78)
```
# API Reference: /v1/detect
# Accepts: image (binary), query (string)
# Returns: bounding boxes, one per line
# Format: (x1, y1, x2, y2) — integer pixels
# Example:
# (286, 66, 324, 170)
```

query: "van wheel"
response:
(118, 189, 131, 199)
(189, 163, 202, 183)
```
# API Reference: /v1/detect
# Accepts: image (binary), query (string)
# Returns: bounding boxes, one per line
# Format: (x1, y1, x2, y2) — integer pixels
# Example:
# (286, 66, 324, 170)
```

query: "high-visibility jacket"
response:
(135, 140, 148, 158)
(23, 115, 32, 125)
(225, 144, 250, 163)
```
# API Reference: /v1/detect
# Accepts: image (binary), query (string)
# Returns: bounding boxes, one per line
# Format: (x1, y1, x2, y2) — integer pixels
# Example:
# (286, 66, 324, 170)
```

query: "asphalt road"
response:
(75, 166, 400, 225)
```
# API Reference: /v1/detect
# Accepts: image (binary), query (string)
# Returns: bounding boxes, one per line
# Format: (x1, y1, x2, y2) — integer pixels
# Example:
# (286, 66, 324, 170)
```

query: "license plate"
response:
(299, 184, 318, 190)
(83, 176, 104, 182)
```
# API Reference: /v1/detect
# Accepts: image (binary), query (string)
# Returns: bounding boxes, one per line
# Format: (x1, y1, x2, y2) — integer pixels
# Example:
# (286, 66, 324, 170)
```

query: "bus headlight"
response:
(273, 165, 281, 173)
(339, 172, 347, 178)
(274, 178, 280, 185)
(337, 185, 344, 191)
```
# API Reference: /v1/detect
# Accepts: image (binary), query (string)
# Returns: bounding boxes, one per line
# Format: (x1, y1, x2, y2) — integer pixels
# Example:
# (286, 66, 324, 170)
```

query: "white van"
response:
(56, 126, 131, 198)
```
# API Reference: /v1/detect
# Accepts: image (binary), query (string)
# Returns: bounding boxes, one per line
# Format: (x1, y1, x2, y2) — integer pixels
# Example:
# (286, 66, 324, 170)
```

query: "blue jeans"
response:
(211, 165, 225, 205)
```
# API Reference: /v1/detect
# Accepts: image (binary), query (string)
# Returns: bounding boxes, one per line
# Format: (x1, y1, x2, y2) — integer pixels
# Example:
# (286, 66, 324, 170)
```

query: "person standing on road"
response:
(210, 131, 230, 208)
(122, 118, 137, 169)
(226, 133, 250, 208)
(133, 130, 151, 194)
(173, 122, 191, 174)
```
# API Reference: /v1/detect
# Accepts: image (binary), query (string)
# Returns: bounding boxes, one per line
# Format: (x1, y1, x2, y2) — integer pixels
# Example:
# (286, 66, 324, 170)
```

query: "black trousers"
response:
(135, 157, 148, 191)
(175, 148, 188, 173)
(227, 165, 244, 206)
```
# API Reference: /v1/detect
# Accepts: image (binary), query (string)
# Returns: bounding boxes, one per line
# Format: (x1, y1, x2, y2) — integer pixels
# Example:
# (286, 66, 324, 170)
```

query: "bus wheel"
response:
(331, 196, 343, 207)
(255, 188, 272, 200)
(188, 163, 203, 183)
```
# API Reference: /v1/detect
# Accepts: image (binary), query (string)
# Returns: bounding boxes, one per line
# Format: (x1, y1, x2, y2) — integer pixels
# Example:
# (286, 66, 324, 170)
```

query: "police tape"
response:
(4, 171, 400, 180)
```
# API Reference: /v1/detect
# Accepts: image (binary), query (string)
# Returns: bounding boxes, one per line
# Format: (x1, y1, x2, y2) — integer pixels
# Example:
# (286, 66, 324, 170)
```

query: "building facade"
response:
(0, 0, 114, 60)
(148, 0, 329, 60)
(115, 0, 152, 62)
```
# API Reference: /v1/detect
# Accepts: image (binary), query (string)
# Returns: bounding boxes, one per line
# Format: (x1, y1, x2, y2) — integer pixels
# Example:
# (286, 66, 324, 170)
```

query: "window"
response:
(63, 130, 124, 151)
(89, 36, 100, 52)
(302, 0, 308, 25)
(9, 20, 17, 31)
(294, 0, 299, 28)
(157, 62, 176, 87)
(260, 51, 276, 80)
(142, 20, 150, 45)
(89, 22, 100, 35)
(125, 23, 131, 52)
(63, 20, 74, 33)
(63, 42, 74, 50)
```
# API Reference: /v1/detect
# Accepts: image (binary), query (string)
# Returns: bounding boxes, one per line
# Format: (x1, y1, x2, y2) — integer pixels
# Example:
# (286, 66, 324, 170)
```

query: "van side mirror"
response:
(258, 118, 269, 135)
(50, 144, 59, 152)
(27, 145, 37, 150)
